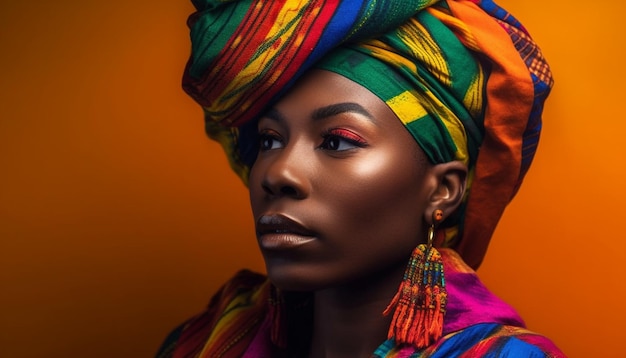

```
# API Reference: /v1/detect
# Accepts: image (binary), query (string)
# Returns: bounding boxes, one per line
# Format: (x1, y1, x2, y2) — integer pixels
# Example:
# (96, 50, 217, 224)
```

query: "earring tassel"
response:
(383, 243, 447, 348)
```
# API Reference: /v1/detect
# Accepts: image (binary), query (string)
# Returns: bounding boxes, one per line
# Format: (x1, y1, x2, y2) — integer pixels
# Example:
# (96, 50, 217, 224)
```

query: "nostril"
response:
(262, 183, 274, 195)
(261, 183, 299, 198)
(280, 186, 298, 197)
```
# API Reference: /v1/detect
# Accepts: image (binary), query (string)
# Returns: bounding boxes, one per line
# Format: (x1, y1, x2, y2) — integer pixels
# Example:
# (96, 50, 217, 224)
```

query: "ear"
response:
(424, 161, 467, 225)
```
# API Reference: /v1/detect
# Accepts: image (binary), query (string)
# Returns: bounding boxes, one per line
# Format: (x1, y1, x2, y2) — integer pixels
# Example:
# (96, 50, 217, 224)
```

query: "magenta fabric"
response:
(441, 248, 525, 335)
(242, 248, 528, 356)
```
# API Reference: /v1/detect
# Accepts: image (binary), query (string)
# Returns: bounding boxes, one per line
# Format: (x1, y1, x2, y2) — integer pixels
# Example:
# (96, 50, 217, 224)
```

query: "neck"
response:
(307, 264, 405, 358)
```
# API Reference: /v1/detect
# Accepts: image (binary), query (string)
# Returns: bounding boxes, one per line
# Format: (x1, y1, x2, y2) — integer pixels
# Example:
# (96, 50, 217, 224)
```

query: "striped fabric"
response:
(374, 324, 566, 357)
(156, 271, 270, 358)
(156, 251, 565, 357)
(183, 0, 439, 183)
(184, 0, 438, 126)
(315, 0, 554, 266)
(170, 1, 560, 356)
(182, 0, 553, 269)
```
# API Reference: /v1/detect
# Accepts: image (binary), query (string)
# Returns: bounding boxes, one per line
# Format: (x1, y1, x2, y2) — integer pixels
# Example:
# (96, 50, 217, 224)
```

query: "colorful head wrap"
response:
(182, 0, 553, 269)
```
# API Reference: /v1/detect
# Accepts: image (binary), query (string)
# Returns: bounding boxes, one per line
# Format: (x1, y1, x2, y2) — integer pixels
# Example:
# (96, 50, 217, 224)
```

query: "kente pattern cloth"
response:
(373, 324, 565, 357)
(182, 0, 553, 269)
(158, 272, 271, 358)
(155, 250, 566, 357)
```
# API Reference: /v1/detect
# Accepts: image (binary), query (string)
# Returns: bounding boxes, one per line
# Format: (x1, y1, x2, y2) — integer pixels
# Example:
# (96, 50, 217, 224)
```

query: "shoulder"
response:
(427, 323, 566, 358)
(154, 270, 270, 358)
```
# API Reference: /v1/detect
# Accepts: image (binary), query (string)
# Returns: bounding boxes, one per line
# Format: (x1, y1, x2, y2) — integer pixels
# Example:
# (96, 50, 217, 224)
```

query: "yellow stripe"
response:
(443, 113, 468, 164)
(398, 18, 451, 87)
(387, 90, 428, 125)
(388, 90, 469, 166)
(218, 0, 312, 112)
(463, 70, 485, 119)
(365, 41, 418, 72)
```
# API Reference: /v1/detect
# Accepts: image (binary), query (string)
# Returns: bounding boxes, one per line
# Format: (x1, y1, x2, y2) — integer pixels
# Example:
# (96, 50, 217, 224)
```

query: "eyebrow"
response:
(263, 108, 287, 123)
(262, 102, 376, 124)
(311, 102, 375, 122)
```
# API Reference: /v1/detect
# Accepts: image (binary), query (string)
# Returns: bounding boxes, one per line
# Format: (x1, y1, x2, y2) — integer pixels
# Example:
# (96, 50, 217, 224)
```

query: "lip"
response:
(256, 214, 317, 250)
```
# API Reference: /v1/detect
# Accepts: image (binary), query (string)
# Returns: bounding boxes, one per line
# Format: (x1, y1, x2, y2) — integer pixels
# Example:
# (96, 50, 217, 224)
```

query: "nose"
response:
(259, 146, 311, 199)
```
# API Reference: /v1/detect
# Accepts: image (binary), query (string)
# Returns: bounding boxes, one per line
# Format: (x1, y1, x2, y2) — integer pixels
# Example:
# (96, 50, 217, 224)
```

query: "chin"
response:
(265, 262, 331, 292)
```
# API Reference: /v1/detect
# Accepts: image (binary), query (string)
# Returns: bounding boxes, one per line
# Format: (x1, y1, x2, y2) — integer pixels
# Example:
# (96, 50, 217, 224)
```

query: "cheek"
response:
(323, 150, 426, 235)
(314, 151, 426, 277)
(248, 164, 266, 218)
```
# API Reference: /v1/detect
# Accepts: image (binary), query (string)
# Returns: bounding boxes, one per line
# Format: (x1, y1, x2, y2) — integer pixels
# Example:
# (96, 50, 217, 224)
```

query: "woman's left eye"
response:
(258, 131, 284, 151)
(320, 129, 367, 151)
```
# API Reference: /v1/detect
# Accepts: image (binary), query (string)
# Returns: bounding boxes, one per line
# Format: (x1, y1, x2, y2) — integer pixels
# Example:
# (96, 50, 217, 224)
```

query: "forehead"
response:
(273, 70, 387, 115)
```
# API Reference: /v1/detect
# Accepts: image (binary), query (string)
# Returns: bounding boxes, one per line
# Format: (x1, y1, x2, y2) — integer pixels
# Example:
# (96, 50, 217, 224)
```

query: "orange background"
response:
(1, 1, 624, 357)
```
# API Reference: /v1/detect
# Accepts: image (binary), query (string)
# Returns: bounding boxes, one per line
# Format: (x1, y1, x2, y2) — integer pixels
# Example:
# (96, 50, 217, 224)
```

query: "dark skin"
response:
(249, 70, 467, 358)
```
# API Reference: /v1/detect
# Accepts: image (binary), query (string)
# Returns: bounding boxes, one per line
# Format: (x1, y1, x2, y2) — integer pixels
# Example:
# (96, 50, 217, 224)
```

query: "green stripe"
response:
(189, 1, 251, 78)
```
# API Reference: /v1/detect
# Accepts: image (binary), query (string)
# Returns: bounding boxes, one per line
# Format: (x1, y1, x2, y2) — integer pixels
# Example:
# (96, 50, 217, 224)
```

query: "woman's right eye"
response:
(259, 132, 283, 151)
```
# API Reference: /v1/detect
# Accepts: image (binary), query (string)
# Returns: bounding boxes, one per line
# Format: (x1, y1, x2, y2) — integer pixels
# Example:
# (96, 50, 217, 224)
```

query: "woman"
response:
(158, 0, 564, 356)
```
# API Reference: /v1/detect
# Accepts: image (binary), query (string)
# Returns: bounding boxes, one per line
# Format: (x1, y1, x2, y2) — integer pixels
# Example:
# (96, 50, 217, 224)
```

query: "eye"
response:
(258, 130, 283, 151)
(320, 128, 368, 151)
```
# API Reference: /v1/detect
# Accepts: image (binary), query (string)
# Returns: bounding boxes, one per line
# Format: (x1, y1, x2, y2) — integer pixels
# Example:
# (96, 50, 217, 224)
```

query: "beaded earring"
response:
(384, 209, 447, 348)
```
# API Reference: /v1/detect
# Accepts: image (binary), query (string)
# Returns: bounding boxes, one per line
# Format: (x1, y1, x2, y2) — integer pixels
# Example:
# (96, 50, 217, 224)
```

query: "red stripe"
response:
(230, 0, 342, 126)
(204, 3, 276, 102)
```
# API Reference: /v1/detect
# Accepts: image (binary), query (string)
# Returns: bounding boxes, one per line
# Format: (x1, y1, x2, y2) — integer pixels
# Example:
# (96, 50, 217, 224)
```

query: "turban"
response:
(182, 0, 553, 269)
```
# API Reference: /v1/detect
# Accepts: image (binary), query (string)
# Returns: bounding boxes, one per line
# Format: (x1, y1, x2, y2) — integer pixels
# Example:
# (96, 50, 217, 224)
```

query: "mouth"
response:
(256, 214, 317, 250)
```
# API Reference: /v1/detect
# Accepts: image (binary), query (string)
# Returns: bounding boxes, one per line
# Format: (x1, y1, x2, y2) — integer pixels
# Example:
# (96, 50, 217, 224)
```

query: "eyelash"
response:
(320, 128, 368, 150)
(257, 128, 368, 152)
(258, 129, 282, 151)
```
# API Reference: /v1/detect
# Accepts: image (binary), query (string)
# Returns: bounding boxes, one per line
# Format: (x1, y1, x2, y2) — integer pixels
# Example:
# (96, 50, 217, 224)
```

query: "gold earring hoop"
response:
(427, 209, 444, 247)
(384, 208, 447, 349)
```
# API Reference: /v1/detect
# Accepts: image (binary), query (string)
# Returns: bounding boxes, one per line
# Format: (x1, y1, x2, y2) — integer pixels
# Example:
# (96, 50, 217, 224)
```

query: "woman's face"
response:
(249, 70, 435, 291)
